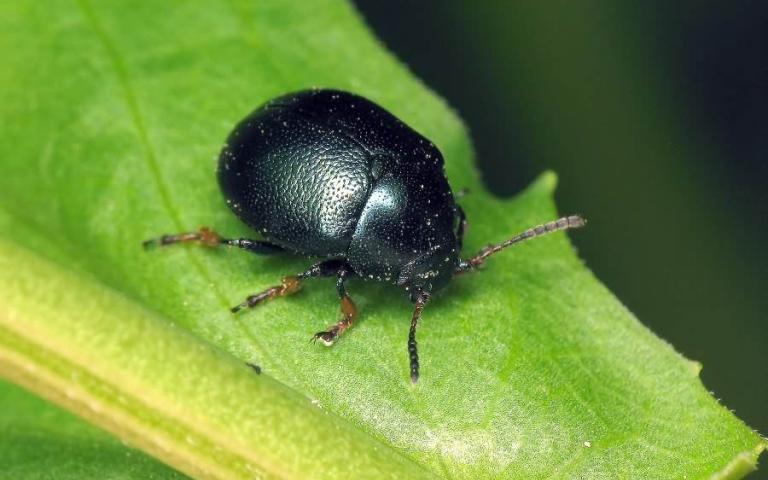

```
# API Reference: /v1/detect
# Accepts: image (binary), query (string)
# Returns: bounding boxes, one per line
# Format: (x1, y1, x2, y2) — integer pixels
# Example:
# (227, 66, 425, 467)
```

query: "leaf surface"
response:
(0, 379, 187, 480)
(0, 1, 764, 479)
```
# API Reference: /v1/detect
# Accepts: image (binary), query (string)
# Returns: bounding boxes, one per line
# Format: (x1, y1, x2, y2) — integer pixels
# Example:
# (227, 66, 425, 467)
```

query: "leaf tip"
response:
(688, 359, 703, 376)
(709, 440, 767, 480)
(531, 170, 559, 195)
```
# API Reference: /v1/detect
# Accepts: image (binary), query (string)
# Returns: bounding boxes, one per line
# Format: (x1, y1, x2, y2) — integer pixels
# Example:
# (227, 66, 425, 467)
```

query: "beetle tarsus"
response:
(310, 292, 357, 346)
(231, 276, 301, 313)
(311, 328, 339, 346)
(142, 227, 222, 250)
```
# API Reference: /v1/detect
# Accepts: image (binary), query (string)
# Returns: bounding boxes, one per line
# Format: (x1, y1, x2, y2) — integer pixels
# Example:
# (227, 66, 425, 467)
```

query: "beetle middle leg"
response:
(143, 227, 284, 255)
(311, 266, 358, 346)
(230, 259, 347, 313)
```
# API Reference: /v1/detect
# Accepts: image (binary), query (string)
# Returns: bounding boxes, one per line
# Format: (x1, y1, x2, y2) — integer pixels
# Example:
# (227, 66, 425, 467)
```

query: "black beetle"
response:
(144, 89, 585, 383)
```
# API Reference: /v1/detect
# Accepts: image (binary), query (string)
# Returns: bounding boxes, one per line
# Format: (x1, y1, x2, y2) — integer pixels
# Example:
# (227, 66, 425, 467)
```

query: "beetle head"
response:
(397, 242, 459, 295)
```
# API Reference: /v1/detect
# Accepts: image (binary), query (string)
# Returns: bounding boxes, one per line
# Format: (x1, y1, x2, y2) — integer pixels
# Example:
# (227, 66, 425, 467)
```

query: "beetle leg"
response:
(455, 215, 587, 273)
(143, 227, 284, 255)
(230, 260, 345, 313)
(454, 204, 468, 250)
(407, 290, 431, 384)
(230, 275, 302, 312)
(311, 267, 357, 346)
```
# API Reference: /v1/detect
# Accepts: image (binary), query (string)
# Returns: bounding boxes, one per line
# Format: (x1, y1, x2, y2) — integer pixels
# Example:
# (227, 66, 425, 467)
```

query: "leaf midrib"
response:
(0, 320, 267, 479)
(75, 0, 285, 378)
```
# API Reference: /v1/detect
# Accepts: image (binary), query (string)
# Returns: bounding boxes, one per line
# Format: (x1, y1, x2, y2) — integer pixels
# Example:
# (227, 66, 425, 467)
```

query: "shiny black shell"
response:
(218, 89, 461, 291)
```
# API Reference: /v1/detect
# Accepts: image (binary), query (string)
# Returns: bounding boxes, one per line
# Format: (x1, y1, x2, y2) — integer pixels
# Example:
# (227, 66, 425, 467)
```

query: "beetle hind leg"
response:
(143, 227, 284, 255)
(311, 267, 357, 346)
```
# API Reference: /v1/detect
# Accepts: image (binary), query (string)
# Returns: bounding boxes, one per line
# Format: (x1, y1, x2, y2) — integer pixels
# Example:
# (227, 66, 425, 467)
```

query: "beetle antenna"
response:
(457, 215, 586, 272)
(408, 291, 431, 384)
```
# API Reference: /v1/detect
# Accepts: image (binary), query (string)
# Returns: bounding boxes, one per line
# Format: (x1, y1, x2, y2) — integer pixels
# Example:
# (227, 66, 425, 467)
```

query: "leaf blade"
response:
(0, 0, 764, 479)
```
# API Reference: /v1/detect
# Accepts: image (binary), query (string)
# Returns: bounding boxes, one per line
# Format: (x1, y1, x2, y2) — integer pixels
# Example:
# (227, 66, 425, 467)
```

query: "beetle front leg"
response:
(311, 267, 357, 346)
(407, 290, 431, 384)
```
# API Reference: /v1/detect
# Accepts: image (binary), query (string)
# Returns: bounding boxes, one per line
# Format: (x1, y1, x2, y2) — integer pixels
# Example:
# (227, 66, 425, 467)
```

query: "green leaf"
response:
(0, 379, 186, 480)
(0, 1, 764, 479)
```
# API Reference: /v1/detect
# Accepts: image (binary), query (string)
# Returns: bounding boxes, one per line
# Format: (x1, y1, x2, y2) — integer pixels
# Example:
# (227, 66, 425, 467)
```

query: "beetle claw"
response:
(311, 330, 337, 346)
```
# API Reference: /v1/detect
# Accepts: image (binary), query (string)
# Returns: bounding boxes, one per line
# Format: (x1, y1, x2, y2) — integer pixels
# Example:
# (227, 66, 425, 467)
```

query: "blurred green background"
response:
(355, 0, 767, 460)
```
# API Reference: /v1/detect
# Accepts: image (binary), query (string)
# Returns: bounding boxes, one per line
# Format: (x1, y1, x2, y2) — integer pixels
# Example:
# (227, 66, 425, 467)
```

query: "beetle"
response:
(144, 89, 585, 383)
